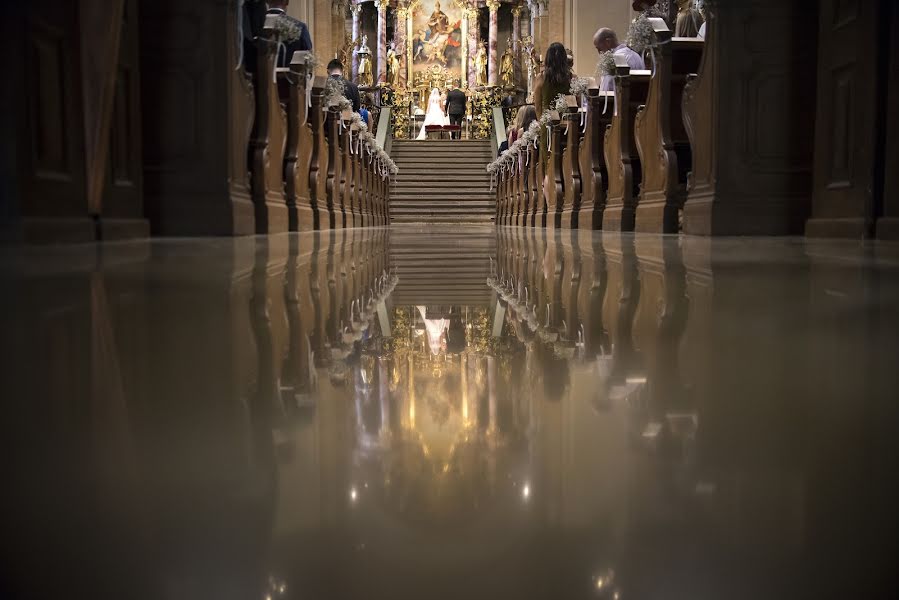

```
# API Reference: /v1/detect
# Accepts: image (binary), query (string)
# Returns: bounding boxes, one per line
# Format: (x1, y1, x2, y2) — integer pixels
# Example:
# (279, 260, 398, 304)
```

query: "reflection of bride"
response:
(416, 306, 448, 355)
(416, 88, 450, 140)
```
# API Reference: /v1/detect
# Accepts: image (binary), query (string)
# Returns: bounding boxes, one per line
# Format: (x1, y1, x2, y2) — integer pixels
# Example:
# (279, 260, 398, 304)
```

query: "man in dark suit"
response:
(327, 59, 361, 113)
(445, 81, 467, 139)
(267, 0, 312, 68)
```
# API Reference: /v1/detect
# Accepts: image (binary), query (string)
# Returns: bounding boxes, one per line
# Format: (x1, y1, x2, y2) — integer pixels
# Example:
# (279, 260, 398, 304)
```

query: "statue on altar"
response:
(386, 43, 401, 87)
(474, 44, 488, 87)
(357, 35, 373, 87)
(500, 39, 515, 89)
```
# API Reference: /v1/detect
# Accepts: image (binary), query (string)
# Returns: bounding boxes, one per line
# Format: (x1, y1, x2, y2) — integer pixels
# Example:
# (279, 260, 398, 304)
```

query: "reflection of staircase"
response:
(389, 139, 495, 224)
(389, 225, 495, 306)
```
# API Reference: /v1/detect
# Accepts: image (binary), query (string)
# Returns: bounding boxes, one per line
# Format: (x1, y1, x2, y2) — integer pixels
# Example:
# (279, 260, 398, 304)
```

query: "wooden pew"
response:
(531, 139, 546, 227)
(349, 123, 365, 227)
(285, 51, 315, 231)
(603, 58, 651, 231)
(578, 90, 616, 230)
(340, 110, 358, 228)
(249, 15, 289, 233)
(634, 19, 704, 232)
(494, 168, 504, 224)
(308, 77, 330, 230)
(544, 111, 565, 228)
(516, 151, 530, 227)
(324, 107, 343, 229)
(560, 111, 585, 229)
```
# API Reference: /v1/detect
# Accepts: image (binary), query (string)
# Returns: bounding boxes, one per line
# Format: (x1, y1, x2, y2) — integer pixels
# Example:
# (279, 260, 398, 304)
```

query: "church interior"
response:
(2, 2, 899, 599)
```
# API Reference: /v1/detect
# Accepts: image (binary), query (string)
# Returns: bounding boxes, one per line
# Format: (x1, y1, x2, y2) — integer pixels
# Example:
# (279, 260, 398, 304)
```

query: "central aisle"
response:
(389, 139, 495, 223)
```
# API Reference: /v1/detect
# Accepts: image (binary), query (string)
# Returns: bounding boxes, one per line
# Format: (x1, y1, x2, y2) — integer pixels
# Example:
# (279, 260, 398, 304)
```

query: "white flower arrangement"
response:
(273, 15, 302, 43)
(626, 13, 654, 55)
(596, 50, 616, 79)
(570, 76, 590, 97)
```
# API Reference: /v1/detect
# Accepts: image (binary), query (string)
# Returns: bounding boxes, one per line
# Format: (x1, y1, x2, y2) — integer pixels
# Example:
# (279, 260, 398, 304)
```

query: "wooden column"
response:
(545, 113, 565, 228)
(286, 51, 315, 231)
(681, 0, 817, 236)
(560, 113, 585, 229)
(249, 15, 289, 233)
(309, 77, 330, 230)
(603, 58, 651, 231)
(341, 113, 356, 228)
(325, 108, 344, 229)
(578, 90, 615, 230)
(633, 20, 704, 233)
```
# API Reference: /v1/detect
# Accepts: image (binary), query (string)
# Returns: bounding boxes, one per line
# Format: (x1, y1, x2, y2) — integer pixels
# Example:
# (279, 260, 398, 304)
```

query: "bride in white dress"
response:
(416, 88, 449, 140)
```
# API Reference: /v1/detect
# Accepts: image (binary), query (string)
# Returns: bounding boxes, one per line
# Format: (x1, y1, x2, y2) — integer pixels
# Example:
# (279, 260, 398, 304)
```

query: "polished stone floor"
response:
(2, 226, 899, 600)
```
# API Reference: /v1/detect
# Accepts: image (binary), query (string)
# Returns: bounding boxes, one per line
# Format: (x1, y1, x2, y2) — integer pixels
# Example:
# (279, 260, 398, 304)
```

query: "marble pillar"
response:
(376, 0, 388, 84)
(467, 8, 480, 87)
(511, 6, 522, 89)
(461, 8, 470, 87)
(395, 6, 408, 87)
(406, 8, 414, 88)
(351, 2, 362, 81)
(487, 0, 500, 86)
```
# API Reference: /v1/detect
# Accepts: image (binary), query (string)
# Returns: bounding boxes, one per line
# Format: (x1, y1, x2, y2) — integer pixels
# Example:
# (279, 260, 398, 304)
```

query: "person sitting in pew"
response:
(593, 28, 644, 92)
(267, 0, 313, 68)
(327, 59, 361, 113)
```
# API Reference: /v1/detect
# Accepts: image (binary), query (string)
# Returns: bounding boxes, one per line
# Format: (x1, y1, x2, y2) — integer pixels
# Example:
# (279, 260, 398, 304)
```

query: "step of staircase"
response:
(389, 139, 495, 224)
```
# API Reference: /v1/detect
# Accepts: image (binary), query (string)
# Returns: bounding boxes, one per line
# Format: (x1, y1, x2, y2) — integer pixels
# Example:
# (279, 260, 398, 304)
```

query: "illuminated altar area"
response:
(340, 1, 550, 135)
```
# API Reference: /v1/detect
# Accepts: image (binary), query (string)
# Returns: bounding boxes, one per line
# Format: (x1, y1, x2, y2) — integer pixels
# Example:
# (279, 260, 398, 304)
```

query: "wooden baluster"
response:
(309, 77, 329, 230)
(561, 112, 585, 229)
(363, 145, 373, 226)
(634, 19, 704, 233)
(579, 89, 615, 230)
(285, 51, 316, 231)
(249, 15, 289, 233)
(534, 138, 546, 227)
(545, 112, 565, 228)
(516, 154, 527, 227)
(340, 111, 356, 228)
(603, 57, 651, 231)
(324, 107, 343, 229)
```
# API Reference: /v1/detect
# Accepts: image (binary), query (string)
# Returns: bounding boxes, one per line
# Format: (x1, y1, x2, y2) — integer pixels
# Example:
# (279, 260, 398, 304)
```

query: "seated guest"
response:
(267, 0, 312, 68)
(593, 28, 644, 92)
(534, 42, 573, 118)
(508, 105, 537, 146)
(327, 59, 361, 112)
(675, 0, 704, 38)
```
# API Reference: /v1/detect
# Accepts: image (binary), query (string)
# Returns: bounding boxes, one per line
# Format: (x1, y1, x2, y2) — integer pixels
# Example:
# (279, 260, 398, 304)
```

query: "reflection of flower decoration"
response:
(626, 13, 655, 55)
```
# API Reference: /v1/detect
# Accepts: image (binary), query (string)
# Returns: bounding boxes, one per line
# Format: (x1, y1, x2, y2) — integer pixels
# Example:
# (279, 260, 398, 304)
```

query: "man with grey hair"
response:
(593, 28, 645, 91)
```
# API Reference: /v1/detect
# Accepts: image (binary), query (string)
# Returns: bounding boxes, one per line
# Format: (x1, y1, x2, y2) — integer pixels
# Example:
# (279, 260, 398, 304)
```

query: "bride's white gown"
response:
(417, 88, 449, 140)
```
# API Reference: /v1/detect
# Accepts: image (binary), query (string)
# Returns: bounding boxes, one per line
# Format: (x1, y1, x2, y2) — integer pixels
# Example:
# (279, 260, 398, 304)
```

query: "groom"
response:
(445, 81, 466, 140)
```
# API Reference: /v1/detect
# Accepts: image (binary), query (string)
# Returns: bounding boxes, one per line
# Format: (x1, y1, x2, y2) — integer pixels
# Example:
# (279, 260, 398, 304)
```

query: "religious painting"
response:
(410, 0, 464, 83)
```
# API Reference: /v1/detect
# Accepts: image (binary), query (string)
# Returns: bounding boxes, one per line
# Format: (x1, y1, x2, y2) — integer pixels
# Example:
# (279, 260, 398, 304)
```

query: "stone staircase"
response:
(389, 139, 495, 224)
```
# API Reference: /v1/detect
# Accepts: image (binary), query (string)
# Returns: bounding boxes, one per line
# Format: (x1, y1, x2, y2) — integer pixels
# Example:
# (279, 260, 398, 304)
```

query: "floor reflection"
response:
(2, 228, 898, 599)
